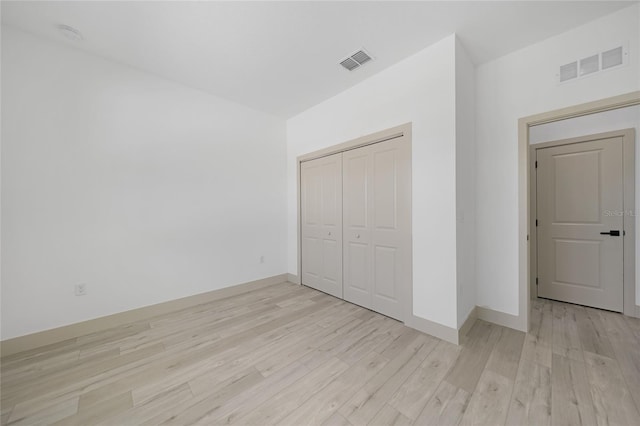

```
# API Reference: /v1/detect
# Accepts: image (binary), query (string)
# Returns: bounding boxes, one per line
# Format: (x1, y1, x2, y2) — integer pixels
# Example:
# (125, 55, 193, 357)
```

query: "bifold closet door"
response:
(300, 153, 343, 298)
(343, 138, 411, 321)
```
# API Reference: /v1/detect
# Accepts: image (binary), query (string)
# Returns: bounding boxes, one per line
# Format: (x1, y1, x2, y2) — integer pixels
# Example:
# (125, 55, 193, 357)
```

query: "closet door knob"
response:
(356, 234, 360, 239)
(328, 231, 332, 236)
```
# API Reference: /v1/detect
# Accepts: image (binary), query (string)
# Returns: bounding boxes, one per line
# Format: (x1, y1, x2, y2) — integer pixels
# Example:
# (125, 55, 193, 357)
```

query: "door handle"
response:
(600, 230, 621, 236)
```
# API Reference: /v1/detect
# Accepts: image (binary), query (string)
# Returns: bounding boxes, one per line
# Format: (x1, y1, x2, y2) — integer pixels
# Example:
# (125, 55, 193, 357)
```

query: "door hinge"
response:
(536, 277, 539, 285)
(535, 161, 538, 168)
(536, 219, 538, 227)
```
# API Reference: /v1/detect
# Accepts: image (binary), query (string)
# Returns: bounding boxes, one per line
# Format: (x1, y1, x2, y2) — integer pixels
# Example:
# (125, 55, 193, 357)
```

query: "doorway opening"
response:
(530, 129, 635, 313)
(520, 92, 640, 329)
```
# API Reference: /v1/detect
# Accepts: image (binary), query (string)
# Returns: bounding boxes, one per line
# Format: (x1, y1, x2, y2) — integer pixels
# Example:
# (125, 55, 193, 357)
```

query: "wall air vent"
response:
(602, 46, 624, 70)
(559, 61, 578, 82)
(340, 49, 373, 71)
(580, 54, 599, 76)
(558, 43, 628, 84)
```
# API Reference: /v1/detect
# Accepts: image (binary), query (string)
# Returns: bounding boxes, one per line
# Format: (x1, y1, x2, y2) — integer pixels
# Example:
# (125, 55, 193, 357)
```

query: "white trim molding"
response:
(458, 307, 478, 344)
(409, 315, 459, 344)
(409, 307, 477, 345)
(476, 306, 522, 330)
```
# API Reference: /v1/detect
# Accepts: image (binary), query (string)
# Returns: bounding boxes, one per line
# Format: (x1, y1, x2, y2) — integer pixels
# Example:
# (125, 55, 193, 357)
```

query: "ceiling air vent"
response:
(340, 49, 373, 71)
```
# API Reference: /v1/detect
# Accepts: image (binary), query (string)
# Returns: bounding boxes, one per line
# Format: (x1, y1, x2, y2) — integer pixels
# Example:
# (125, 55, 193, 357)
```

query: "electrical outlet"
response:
(260, 255, 265, 264)
(75, 284, 87, 296)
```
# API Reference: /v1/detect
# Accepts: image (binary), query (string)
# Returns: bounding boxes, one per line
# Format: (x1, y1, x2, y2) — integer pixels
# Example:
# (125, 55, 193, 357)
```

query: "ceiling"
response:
(1, 1, 635, 118)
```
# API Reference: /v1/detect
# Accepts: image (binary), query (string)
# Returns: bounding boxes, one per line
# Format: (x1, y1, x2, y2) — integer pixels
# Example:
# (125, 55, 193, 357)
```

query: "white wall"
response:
(455, 39, 477, 328)
(530, 105, 640, 306)
(287, 35, 459, 329)
(476, 4, 640, 316)
(1, 27, 287, 340)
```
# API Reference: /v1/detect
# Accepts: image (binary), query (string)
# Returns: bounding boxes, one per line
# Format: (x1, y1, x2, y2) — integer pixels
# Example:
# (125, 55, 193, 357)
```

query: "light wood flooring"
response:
(1, 281, 640, 425)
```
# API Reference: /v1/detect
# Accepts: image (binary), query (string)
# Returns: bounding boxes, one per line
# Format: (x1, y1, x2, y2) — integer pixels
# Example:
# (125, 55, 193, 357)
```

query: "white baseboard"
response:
(286, 273, 300, 284)
(408, 315, 459, 345)
(458, 306, 477, 343)
(476, 306, 525, 331)
(408, 306, 478, 346)
(1, 274, 288, 358)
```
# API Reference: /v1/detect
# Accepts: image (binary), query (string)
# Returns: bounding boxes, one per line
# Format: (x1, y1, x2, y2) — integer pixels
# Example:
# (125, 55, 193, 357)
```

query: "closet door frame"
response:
(296, 122, 413, 323)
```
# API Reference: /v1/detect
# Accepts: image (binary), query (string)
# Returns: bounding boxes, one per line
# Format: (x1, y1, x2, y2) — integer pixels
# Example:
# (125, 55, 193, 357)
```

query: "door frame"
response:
(520, 91, 640, 330)
(529, 128, 636, 314)
(296, 122, 413, 322)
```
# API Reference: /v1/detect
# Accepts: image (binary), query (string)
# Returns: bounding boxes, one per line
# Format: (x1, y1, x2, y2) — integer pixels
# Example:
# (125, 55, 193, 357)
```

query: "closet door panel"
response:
(374, 245, 398, 300)
(373, 149, 398, 229)
(369, 139, 411, 321)
(343, 148, 373, 309)
(301, 162, 322, 290)
(301, 153, 343, 298)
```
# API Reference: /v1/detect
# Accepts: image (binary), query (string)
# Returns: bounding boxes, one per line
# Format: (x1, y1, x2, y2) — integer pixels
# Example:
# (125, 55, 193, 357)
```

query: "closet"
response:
(300, 130, 411, 321)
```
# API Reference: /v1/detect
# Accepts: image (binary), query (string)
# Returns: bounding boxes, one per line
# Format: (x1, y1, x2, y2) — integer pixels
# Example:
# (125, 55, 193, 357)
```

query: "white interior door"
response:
(343, 138, 411, 320)
(537, 136, 624, 312)
(300, 153, 343, 298)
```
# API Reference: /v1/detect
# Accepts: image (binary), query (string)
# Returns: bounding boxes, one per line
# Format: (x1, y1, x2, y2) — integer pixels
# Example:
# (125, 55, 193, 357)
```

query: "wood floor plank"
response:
(521, 333, 552, 369)
(234, 357, 350, 425)
(123, 298, 341, 404)
(0, 350, 81, 386)
(623, 315, 640, 342)
(413, 380, 470, 426)
(1, 410, 11, 426)
(574, 306, 616, 359)
(54, 391, 132, 426)
(338, 318, 402, 366)
(1, 339, 80, 368)
(339, 334, 437, 425)
(505, 359, 551, 426)
(521, 299, 553, 368)
(254, 313, 363, 376)
(3, 285, 640, 426)
(2, 343, 165, 408)
(592, 308, 640, 412)
(130, 302, 352, 406)
(387, 340, 461, 420)
(459, 369, 514, 426)
(552, 302, 584, 361)
(321, 412, 353, 426)
(485, 327, 525, 381)
(583, 351, 640, 426)
(201, 360, 313, 425)
(97, 383, 193, 426)
(144, 367, 265, 425)
(367, 403, 412, 426)
(297, 315, 395, 372)
(444, 320, 502, 393)
(550, 353, 597, 426)
(6, 396, 79, 426)
(279, 351, 388, 426)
